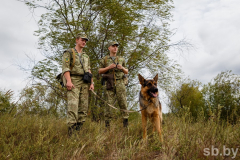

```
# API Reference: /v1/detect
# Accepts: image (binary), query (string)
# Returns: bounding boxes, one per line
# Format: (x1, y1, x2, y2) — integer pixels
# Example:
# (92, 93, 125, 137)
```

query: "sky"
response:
(0, 0, 44, 97)
(169, 0, 240, 83)
(1, 0, 240, 113)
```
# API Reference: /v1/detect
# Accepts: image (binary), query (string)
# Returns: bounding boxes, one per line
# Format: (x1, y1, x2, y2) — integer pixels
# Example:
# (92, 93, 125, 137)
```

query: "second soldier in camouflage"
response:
(98, 41, 129, 128)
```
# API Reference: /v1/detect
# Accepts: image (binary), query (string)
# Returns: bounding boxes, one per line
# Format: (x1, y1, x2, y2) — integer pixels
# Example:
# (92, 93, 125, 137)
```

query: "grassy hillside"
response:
(0, 112, 239, 159)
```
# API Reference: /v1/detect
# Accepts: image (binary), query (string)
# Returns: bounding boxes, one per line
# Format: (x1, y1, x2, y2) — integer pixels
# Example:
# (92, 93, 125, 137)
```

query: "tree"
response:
(202, 70, 240, 123)
(14, 84, 67, 117)
(18, 0, 184, 116)
(169, 79, 205, 120)
(0, 90, 14, 114)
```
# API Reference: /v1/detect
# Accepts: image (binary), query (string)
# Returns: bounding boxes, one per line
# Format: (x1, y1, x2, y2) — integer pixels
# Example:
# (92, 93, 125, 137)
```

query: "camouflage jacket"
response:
(62, 48, 90, 75)
(99, 55, 127, 79)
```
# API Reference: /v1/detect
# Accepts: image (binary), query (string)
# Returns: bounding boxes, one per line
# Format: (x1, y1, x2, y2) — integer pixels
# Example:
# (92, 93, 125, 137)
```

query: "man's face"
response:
(76, 38, 87, 48)
(108, 45, 118, 53)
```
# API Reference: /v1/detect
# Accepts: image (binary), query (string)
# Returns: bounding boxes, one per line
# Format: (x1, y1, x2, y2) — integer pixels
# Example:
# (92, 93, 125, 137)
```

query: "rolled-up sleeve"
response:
(123, 58, 127, 69)
(62, 51, 71, 74)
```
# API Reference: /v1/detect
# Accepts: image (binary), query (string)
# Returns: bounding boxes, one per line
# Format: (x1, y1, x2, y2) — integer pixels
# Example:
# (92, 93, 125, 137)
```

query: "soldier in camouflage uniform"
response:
(62, 34, 94, 136)
(98, 41, 129, 128)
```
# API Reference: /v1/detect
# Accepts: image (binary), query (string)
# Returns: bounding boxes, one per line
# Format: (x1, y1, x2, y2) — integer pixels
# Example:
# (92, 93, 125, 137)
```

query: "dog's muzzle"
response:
(148, 88, 158, 98)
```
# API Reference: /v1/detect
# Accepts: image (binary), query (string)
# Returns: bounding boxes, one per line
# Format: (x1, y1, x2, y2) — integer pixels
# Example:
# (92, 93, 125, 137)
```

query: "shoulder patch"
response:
(65, 58, 69, 62)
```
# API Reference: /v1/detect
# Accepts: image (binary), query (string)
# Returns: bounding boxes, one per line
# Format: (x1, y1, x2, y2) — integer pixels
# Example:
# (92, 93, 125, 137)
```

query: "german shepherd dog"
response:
(138, 74, 163, 141)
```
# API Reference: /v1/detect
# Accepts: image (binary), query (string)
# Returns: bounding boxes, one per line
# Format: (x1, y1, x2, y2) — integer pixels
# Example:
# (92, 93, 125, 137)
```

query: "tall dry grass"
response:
(1, 109, 239, 159)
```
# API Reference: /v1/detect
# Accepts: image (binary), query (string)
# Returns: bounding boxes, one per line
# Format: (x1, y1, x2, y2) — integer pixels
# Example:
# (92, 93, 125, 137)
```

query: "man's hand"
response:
(116, 64, 128, 74)
(66, 81, 75, 90)
(116, 64, 124, 70)
(108, 63, 117, 69)
(89, 84, 94, 90)
(99, 63, 118, 74)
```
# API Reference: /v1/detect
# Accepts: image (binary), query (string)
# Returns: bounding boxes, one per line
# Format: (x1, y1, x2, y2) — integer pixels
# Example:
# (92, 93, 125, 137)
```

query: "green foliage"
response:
(202, 70, 240, 123)
(169, 71, 240, 123)
(16, 85, 67, 117)
(0, 90, 13, 114)
(18, 0, 182, 117)
(25, 0, 176, 80)
(169, 79, 205, 120)
(1, 112, 240, 159)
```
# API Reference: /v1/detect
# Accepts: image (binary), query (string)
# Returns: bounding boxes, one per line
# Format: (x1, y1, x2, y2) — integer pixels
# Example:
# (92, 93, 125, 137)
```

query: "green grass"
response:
(0, 112, 239, 159)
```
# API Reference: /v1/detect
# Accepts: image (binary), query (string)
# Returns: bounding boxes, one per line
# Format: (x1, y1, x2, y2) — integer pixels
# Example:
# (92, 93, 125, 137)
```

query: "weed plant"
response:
(0, 108, 239, 159)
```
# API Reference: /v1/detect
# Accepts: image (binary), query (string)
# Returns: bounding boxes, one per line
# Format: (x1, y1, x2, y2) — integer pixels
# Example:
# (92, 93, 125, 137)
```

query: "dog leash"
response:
(90, 90, 149, 113)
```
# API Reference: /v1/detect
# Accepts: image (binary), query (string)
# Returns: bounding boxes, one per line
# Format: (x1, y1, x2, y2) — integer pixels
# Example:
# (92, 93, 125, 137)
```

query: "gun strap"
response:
(110, 56, 118, 85)
(70, 48, 76, 71)
(78, 51, 86, 73)
(72, 48, 87, 73)
(109, 56, 118, 65)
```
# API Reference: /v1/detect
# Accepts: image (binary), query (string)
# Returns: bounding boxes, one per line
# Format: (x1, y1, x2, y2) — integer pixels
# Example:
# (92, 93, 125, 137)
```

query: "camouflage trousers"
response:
(67, 75, 89, 127)
(105, 79, 129, 121)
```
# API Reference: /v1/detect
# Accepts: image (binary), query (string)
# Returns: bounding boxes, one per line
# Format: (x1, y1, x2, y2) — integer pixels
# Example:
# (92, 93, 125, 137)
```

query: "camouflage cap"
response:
(76, 33, 89, 41)
(108, 41, 119, 47)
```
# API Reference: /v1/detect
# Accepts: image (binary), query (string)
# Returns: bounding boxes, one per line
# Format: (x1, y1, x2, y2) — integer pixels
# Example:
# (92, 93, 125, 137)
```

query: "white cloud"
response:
(169, 0, 240, 84)
(0, 0, 44, 99)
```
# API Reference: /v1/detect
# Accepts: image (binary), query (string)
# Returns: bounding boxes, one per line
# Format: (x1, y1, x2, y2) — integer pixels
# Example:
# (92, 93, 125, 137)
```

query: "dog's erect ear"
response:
(153, 74, 158, 82)
(138, 74, 145, 86)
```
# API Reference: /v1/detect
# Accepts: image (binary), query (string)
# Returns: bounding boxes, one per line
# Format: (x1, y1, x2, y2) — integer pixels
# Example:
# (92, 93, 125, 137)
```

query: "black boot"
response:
(76, 122, 83, 131)
(123, 119, 128, 128)
(68, 124, 76, 137)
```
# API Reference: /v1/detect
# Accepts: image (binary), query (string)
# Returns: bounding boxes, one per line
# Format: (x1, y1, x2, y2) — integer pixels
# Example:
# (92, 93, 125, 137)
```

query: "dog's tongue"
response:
(151, 92, 157, 97)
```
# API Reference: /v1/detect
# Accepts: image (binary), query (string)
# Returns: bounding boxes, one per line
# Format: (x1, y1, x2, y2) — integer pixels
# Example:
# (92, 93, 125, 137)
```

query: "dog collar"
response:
(139, 92, 160, 108)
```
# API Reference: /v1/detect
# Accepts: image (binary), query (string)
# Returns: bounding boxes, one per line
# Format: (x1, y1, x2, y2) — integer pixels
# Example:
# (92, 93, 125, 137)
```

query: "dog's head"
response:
(138, 74, 158, 98)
